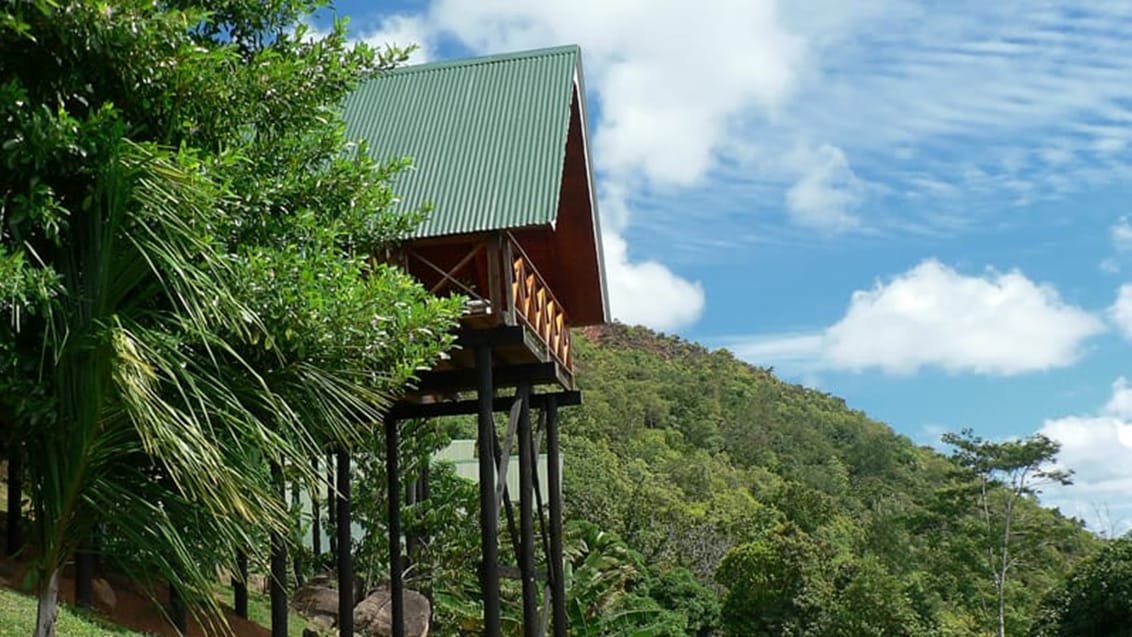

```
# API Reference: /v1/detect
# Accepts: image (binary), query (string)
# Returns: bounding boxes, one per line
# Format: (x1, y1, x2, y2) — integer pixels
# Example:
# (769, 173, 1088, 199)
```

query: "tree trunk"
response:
(34, 567, 60, 637)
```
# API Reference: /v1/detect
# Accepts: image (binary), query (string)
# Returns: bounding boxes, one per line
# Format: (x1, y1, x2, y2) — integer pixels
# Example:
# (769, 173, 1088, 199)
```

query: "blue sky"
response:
(321, 0, 1132, 534)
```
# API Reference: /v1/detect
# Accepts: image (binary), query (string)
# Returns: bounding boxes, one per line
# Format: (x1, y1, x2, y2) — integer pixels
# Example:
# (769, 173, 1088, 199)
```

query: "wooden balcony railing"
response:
(506, 234, 572, 371)
(398, 233, 573, 373)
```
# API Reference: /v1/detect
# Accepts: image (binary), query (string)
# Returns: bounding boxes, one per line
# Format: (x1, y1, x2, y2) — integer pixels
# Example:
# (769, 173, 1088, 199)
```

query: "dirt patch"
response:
(0, 553, 269, 637)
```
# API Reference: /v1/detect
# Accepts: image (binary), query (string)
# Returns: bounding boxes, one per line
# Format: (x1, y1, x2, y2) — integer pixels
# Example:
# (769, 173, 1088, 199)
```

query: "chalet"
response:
(335, 45, 608, 637)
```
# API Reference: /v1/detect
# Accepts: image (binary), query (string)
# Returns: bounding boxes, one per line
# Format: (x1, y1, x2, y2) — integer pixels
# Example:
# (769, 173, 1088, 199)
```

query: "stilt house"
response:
(337, 44, 609, 637)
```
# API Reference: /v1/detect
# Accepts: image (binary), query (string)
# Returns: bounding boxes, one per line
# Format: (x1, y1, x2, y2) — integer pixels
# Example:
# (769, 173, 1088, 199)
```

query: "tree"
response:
(1030, 537, 1132, 637)
(0, 2, 459, 635)
(941, 429, 1073, 637)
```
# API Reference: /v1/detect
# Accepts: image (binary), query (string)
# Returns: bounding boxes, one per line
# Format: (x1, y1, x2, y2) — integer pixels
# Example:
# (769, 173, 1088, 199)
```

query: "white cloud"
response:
(602, 232, 705, 332)
(1113, 217, 1132, 252)
(784, 144, 863, 231)
(1109, 284, 1132, 341)
(1039, 378, 1132, 535)
(423, 0, 809, 187)
(726, 260, 1105, 376)
(356, 14, 434, 63)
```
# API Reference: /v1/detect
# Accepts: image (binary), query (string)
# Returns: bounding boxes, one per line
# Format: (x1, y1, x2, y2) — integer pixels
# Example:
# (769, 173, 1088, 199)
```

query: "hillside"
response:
(546, 323, 1097, 636)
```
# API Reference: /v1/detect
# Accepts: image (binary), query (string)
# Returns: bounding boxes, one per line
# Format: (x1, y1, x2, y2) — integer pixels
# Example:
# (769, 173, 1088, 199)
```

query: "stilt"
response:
(328, 451, 337, 563)
(234, 549, 249, 618)
(337, 448, 354, 637)
(405, 474, 417, 570)
(6, 448, 21, 555)
(476, 344, 502, 637)
(517, 382, 537, 637)
(546, 397, 567, 637)
(75, 540, 94, 608)
(270, 463, 288, 637)
(312, 457, 322, 559)
(169, 583, 187, 635)
(386, 418, 405, 637)
(291, 478, 304, 588)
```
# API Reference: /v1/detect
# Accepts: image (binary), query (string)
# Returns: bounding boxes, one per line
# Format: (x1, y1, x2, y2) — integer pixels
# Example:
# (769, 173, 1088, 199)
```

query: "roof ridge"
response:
(384, 44, 580, 76)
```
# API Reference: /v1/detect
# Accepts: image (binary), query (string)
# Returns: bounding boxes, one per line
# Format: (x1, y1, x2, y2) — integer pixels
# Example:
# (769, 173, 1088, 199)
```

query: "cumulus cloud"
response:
(602, 233, 705, 332)
(824, 261, 1103, 375)
(1039, 378, 1132, 535)
(726, 260, 1105, 376)
(423, 0, 807, 187)
(357, 14, 435, 62)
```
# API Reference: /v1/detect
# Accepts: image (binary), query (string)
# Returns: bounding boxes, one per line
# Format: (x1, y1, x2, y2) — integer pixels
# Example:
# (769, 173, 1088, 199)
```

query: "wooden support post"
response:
(270, 463, 288, 637)
(312, 456, 322, 560)
(546, 397, 567, 637)
(328, 450, 337, 563)
(169, 583, 187, 635)
(404, 476, 417, 569)
(6, 448, 21, 556)
(75, 540, 94, 609)
(291, 478, 304, 588)
(476, 344, 502, 637)
(337, 448, 354, 637)
(517, 382, 537, 637)
(386, 418, 405, 637)
(234, 549, 249, 619)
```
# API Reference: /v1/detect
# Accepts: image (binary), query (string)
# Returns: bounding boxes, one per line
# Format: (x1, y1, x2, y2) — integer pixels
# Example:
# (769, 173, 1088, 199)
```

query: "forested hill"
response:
(551, 323, 1098, 636)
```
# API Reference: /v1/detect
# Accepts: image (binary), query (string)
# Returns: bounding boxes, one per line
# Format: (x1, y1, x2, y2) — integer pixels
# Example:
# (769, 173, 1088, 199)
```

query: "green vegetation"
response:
(550, 324, 1096, 636)
(0, 588, 139, 637)
(0, 1, 458, 634)
(340, 323, 1102, 636)
(0, 1, 1120, 636)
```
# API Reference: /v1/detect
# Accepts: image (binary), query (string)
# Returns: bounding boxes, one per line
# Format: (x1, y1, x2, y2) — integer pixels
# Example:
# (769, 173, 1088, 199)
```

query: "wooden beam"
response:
(388, 391, 581, 420)
(337, 449, 354, 637)
(476, 345, 502, 637)
(270, 463, 288, 637)
(411, 362, 562, 395)
(234, 550, 249, 619)
(518, 385, 538, 637)
(454, 325, 527, 349)
(386, 418, 405, 637)
(546, 397, 567, 637)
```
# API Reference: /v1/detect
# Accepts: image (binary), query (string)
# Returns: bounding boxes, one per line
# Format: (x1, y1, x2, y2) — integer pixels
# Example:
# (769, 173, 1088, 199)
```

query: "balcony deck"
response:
(395, 231, 577, 404)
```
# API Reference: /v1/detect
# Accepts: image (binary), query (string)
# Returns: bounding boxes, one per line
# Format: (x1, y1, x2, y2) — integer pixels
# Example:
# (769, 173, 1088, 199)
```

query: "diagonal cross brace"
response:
(495, 381, 529, 513)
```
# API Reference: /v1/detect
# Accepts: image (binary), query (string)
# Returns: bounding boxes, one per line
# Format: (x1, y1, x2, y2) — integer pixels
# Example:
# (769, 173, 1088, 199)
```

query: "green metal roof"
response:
(342, 45, 581, 238)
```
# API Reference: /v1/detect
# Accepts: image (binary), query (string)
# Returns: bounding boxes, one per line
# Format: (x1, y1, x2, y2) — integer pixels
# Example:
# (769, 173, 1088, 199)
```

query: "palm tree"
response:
(8, 140, 319, 637)
(1, 5, 460, 635)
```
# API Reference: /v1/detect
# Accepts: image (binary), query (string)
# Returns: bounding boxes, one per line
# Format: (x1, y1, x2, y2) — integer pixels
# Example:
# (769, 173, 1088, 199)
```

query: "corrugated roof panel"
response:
(342, 46, 580, 238)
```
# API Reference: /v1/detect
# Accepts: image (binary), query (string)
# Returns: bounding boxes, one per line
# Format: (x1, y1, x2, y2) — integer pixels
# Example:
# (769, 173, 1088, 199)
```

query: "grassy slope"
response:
(0, 587, 139, 637)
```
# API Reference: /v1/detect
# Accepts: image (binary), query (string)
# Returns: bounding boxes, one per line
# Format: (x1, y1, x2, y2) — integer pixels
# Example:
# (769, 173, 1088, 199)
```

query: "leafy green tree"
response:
(0, 1, 459, 634)
(942, 429, 1073, 637)
(716, 527, 833, 636)
(1031, 537, 1132, 637)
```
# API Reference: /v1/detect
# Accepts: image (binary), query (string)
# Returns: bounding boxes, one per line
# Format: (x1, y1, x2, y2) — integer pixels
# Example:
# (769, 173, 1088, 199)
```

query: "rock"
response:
(353, 587, 430, 637)
(302, 617, 336, 637)
(92, 577, 116, 610)
(291, 577, 340, 628)
(248, 573, 268, 594)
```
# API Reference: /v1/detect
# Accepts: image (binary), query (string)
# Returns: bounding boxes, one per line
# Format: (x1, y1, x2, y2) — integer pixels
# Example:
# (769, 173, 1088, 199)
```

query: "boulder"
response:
(291, 575, 340, 628)
(92, 577, 117, 610)
(354, 587, 430, 637)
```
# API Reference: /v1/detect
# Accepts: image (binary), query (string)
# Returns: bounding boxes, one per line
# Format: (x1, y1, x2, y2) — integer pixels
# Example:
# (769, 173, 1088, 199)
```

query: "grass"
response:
(230, 587, 311, 637)
(0, 587, 141, 637)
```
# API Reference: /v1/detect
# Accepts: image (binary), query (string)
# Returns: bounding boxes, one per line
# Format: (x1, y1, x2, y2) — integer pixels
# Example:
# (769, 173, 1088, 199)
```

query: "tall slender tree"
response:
(942, 429, 1073, 637)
